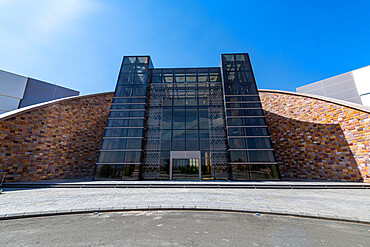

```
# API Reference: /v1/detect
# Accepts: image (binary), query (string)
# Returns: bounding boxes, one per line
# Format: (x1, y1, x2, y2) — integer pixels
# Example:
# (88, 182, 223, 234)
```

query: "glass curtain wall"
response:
(94, 53, 280, 181)
(221, 54, 280, 180)
(143, 68, 228, 180)
(94, 56, 152, 180)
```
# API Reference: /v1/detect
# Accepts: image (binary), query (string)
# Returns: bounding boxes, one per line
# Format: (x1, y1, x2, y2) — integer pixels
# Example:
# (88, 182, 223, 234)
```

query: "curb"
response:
(3, 183, 370, 189)
(0, 207, 369, 225)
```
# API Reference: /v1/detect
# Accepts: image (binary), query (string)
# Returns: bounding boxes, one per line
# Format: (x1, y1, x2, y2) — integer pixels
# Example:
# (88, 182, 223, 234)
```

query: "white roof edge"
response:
(0, 91, 114, 121)
(259, 89, 370, 114)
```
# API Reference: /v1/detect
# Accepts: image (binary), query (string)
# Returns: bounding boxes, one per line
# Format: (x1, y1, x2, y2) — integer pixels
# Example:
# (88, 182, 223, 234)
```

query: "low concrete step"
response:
(2, 182, 370, 189)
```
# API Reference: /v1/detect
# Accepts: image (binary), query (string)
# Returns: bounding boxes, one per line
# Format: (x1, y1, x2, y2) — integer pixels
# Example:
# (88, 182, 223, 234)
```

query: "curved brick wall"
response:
(1, 90, 369, 183)
(0, 92, 113, 182)
(260, 90, 370, 182)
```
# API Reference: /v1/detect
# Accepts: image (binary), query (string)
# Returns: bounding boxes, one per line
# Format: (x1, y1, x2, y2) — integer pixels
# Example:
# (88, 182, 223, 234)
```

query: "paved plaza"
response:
(1, 183, 370, 222)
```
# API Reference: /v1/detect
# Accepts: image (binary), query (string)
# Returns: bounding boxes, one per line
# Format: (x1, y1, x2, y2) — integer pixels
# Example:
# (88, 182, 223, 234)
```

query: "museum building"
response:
(1, 53, 369, 183)
(94, 53, 280, 181)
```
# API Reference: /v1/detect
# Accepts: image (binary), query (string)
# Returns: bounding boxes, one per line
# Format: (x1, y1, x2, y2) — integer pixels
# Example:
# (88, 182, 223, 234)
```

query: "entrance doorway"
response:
(170, 151, 201, 180)
(172, 158, 199, 180)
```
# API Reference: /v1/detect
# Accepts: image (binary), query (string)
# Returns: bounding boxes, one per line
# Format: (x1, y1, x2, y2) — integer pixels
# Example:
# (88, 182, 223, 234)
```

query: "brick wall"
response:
(0, 92, 113, 182)
(1, 90, 369, 183)
(260, 91, 370, 182)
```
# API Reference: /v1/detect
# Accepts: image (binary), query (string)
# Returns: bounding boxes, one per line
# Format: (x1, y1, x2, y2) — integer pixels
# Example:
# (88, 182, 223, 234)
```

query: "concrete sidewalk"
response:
(3, 179, 370, 189)
(1, 186, 369, 223)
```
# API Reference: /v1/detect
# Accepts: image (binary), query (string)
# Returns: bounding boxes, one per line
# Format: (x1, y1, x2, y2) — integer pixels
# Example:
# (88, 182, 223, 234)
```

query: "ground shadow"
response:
(264, 111, 362, 182)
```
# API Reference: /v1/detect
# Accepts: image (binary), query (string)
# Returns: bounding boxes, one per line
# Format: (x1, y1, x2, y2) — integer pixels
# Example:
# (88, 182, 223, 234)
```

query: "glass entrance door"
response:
(172, 158, 199, 180)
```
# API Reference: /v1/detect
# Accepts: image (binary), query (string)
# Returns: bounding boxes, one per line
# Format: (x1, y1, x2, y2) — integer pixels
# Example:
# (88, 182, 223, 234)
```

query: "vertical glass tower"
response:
(94, 53, 280, 180)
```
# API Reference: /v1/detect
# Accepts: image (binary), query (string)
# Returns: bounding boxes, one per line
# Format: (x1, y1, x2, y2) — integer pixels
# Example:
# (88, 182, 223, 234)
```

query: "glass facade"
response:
(94, 53, 280, 180)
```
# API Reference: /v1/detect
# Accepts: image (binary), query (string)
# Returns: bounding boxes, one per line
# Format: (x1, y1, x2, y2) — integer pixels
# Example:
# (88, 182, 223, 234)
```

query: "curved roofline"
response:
(1, 89, 369, 121)
(0, 92, 114, 121)
(259, 89, 370, 114)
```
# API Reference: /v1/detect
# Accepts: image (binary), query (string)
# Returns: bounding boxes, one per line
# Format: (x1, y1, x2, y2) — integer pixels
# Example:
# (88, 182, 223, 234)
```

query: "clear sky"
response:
(0, 0, 369, 95)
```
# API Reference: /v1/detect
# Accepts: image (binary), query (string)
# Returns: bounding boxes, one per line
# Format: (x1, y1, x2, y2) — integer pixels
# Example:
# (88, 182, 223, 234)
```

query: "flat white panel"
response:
(360, 94, 370, 107)
(352, 66, 370, 95)
(326, 88, 360, 100)
(0, 94, 20, 111)
(303, 87, 326, 96)
(0, 70, 28, 98)
(323, 80, 357, 95)
(345, 97, 363, 105)
(296, 81, 323, 93)
(320, 72, 353, 87)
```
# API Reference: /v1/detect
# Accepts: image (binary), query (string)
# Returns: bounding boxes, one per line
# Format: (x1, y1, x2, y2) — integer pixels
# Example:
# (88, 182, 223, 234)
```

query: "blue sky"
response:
(0, 0, 369, 95)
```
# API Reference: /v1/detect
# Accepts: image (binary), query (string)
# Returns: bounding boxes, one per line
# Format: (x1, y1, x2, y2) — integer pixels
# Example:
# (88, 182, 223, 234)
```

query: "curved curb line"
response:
(0, 207, 368, 225)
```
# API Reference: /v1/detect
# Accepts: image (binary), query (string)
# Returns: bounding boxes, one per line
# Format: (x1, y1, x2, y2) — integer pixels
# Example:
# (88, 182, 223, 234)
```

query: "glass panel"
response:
(246, 138, 272, 149)
(128, 128, 143, 137)
(186, 109, 198, 129)
(118, 74, 134, 84)
(104, 128, 127, 137)
(245, 127, 269, 136)
(114, 86, 132, 97)
(199, 109, 209, 129)
(199, 129, 210, 139)
(137, 57, 148, 64)
(106, 119, 144, 127)
(94, 164, 115, 179)
(112, 98, 146, 103)
(223, 54, 235, 62)
(124, 151, 141, 162)
(110, 104, 145, 110)
(172, 158, 199, 180)
(226, 96, 260, 102)
(125, 138, 142, 149)
(228, 138, 245, 149)
(228, 127, 243, 136)
(173, 91, 185, 106)
(124, 57, 136, 64)
(161, 129, 172, 140)
(133, 85, 147, 95)
(226, 102, 262, 108)
(186, 93, 197, 106)
(162, 108, 172, 129)
(231, 164, 250, 180)
(175, 75, 185, 83)
(248, 150, 275, 162)
(198, 96, 209, 106)
(186, 74, 197, 82)
(227, 118, 243, 126)
(98, 151, 124, 163)
(173, 109, 186, 129)
(186, 140, 199, 151)
(94, 164, 139, 180)
(101, 138, 126, 150)
(164, 76, 173, 83)
(198, 73, 208, 82)
(172, 129, 185, 150)
(235, 54, 246, 62)
(152, 76, 162, 83)
(226, 109, 264, 116)
(249, 164, 280, 180)
(229, 150, 247, 162)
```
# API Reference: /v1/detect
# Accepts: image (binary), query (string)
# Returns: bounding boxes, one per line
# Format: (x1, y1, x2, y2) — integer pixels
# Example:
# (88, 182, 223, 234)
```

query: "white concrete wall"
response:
(297, 66, 370, 106)
(352, 65, 370, 107)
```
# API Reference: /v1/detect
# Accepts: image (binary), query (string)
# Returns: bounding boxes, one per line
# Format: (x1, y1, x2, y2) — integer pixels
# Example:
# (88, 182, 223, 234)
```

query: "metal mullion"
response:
(228, 149, 274, 151)
(103, 137, 143, 139)
(227, 125, 268, 128)
(227, 136, 270, 138)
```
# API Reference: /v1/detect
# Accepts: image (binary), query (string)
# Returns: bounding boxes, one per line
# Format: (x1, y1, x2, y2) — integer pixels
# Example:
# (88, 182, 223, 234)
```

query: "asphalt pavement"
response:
(1, 211, 369, 247)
